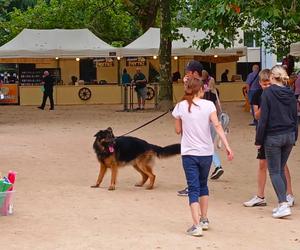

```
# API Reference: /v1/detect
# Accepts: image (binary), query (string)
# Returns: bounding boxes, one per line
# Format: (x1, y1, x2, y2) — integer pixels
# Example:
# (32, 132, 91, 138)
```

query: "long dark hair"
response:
(181, 77, 204, 112)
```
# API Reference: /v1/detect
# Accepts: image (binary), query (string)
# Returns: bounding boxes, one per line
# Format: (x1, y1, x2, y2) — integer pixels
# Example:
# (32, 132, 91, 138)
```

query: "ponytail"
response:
(181, 77, 204, 112)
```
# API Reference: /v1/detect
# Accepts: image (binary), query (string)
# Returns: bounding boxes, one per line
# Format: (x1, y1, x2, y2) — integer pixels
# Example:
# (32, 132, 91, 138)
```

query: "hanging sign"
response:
(126, 57, 147, 67)
(95, 58, 114, 67)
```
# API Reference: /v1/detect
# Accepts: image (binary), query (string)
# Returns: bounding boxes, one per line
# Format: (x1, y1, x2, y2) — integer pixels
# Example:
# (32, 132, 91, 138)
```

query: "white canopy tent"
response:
(0, 29, 118, 58)
(121, 27, 247, 57)
(290, 42, 300, 57)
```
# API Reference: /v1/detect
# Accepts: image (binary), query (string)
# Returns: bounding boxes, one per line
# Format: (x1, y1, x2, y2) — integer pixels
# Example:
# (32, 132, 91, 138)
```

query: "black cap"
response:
(186, 60, 203, 75)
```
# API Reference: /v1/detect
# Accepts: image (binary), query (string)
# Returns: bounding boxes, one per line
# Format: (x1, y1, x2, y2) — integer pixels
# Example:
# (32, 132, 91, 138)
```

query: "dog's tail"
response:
(150, 143, 181, 158)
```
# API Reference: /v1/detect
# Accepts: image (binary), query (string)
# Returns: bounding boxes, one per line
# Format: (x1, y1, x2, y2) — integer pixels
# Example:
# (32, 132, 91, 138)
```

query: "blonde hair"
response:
(182, 77, 204, 112)
(202, 70, 209, 79)
(271, 65, 289, 83)
(259, 69, 271, 82)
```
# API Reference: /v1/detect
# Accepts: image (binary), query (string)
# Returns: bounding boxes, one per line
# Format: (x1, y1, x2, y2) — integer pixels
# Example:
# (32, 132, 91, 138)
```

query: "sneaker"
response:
(37, 106, 44, 110)
(210, 166, 224, 180)
(177, 187, 188, 196)
(272, 203, 291, 218)
(287, 194, 295, 207)
(186, 224, 203, 237)
(243, 195, 267, 207)
(200, 217, 209, 230)
(272, 205, 280, 214)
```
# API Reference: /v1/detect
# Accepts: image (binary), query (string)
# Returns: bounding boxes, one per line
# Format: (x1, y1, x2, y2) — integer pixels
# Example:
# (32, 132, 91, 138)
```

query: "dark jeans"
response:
(40, 91, 54, 109)
(182, 155, 212, 204)
(248, 89, 257, 124)
(264, 132, 295, 203)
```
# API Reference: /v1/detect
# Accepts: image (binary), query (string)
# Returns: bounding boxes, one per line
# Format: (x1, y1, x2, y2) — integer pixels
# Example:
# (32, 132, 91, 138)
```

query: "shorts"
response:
(257, 145, 266, 160)
(136, 87, 147, 99)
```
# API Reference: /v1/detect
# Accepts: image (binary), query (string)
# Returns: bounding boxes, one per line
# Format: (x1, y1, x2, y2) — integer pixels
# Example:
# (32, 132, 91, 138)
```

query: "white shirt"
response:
(172, 99, 216, 156)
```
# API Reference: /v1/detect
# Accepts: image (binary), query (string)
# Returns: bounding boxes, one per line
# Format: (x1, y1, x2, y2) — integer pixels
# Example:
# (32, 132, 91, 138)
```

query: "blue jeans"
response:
(264, 132, 295, 203)
(210, 125, 221, 168)
(182, 155, 212, 204)
(248, 89, 257, 124)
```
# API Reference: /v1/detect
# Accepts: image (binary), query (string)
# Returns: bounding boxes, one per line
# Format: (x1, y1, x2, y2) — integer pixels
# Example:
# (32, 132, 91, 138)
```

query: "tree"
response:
(187, 0, 300, 56)
(0, 0, 138, 46)
(157, 0, 172, 110)
(122, 0, 159, 33)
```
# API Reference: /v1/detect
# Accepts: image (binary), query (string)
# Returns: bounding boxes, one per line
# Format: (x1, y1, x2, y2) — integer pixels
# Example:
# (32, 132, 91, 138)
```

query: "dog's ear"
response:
(94, 130, 102, 137)
(107, 127, 115, 138)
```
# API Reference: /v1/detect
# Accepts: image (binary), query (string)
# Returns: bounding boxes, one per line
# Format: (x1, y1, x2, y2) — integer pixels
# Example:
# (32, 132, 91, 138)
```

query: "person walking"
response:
(172, 76, 233, 236)
(244, 69, 295, 207)
(255, 65, 298, 218)
(177, 62, 226, 197)
(246, 64, 260, 126)
(38, 71, 55, 110)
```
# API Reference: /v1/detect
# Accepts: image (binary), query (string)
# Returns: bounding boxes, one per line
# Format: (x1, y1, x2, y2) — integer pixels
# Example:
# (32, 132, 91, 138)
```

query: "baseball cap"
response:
(186, 60, 203, 75)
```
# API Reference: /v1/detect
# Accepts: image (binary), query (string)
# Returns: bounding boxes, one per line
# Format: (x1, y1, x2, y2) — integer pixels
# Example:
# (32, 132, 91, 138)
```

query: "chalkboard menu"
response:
(20, 68, 61, 85)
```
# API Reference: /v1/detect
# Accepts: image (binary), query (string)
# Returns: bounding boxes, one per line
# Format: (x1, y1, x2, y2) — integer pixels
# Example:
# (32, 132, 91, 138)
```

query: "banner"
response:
(126, 57, 147, 67)
(0, 84, 19, 104)
(95, 58, 114, 67)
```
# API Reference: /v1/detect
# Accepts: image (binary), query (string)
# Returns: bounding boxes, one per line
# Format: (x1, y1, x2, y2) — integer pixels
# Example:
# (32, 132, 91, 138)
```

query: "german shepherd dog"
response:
(91, 127, 180, 190)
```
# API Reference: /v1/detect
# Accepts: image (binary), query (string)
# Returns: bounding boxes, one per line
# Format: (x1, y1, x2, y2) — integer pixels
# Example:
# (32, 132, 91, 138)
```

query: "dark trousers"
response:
(182, 155, 212, 204)
(40, 91, 54, 109)
(264, 132, 295, 203)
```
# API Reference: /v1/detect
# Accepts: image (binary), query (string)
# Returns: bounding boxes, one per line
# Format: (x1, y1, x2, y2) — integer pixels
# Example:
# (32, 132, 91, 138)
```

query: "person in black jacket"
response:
(255, 65, 298, 219)
(38, 71, 55, 110)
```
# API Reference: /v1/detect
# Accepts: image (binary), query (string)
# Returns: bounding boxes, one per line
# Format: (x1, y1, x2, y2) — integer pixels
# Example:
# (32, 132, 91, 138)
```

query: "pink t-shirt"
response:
(172, 99, 216, 156)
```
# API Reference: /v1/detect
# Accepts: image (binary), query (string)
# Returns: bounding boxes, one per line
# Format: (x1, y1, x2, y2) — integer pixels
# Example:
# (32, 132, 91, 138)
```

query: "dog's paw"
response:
(91, 184, 100, 188)
(108, 186, 115, 191)
(134, 183, 144, 187)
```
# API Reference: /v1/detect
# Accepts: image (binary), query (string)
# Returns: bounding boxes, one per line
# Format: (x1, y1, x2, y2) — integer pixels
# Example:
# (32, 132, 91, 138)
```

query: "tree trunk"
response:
(158, 0, 173, 111)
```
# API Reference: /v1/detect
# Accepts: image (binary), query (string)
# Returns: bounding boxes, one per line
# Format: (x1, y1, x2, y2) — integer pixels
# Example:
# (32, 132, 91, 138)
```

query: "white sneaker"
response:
(200, 218, 209, 230)
(272, 203, 291, 218)
(286, 194, 295, 207)
(186, 224, 203, 237)
(243, 195, 267, 207)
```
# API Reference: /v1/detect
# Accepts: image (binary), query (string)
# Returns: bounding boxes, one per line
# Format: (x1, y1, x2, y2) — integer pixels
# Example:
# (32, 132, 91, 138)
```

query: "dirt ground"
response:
(0, 102, 299, 250)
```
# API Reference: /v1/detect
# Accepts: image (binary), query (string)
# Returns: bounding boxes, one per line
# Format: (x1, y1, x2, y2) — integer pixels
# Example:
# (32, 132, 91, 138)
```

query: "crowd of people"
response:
(172, 60, 298, 237)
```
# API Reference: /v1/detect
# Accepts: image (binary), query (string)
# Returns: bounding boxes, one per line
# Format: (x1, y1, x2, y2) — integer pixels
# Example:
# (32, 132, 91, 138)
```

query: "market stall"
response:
(0, 28, 119, 105)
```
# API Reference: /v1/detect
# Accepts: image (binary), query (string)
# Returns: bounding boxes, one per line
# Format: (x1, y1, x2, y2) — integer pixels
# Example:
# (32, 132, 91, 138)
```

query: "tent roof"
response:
(290, 42, 300, 57)
(122, 27, 247, 57)
(0, 29, 118, 58)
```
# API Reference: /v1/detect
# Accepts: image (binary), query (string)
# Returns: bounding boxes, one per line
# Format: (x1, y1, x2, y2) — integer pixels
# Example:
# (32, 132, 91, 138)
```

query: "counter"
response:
(19, 82, 246, 106)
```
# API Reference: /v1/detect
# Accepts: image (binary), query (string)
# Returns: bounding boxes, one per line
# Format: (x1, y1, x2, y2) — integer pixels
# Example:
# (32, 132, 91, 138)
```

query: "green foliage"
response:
(0, 0, 139, 46)
(186, 0, 300, 54)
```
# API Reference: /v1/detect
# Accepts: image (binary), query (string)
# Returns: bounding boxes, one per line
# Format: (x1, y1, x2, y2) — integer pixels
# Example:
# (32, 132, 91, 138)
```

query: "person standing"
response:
(246, 64, 260, 125)
(132, 68, 147, 110)
(38, 71, 55, 110)
(172, 76, 233, 236)
(244, 69, 295, 207)
(221, 69, 229, 82)
(121, 68, 132, 111)
(255, 65, 298, 218)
